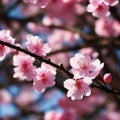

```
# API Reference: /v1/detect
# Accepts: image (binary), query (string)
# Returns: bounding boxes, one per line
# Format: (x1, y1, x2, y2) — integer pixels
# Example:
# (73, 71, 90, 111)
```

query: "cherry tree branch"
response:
(0, 40, 73, 78)
(48, 39, 120, 56)
(0, 40, 120, 96)
(4, 16, 120, 47)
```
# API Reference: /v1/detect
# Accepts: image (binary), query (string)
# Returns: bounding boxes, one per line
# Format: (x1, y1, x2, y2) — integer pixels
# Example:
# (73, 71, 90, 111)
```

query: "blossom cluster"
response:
(0, 30, 56, 93)
(64, 53, 104, 100)
(0, 30, 15, 61)
(0, 29, 112, 100)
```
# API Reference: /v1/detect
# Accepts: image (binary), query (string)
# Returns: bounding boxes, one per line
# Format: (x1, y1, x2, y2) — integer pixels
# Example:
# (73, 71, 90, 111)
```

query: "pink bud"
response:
(103, 73, 112, 84)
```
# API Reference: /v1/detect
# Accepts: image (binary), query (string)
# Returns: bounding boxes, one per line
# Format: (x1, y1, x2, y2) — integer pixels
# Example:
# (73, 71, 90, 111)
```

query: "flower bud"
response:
(103, 73, 112, 84)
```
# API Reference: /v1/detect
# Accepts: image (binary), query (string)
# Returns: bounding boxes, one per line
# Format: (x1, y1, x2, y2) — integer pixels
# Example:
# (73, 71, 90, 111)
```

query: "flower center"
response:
(75, 80, 82, 89)
(97, 4, 104, 12)
(21, 62, 29, 72)
(0, 45, 5, 53)
(41, 73, 48, 84)
(81, 64, 88, 70)
(34, 45, 40, 53)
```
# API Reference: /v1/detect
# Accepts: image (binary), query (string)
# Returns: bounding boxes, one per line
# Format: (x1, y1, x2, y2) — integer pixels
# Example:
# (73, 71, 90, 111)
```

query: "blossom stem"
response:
(0, 40, 120, 96)
(0, 40, 73, 78)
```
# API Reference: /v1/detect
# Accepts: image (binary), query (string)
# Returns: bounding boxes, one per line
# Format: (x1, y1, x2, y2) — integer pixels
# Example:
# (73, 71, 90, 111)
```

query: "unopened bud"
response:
(103, 73, 112, 84)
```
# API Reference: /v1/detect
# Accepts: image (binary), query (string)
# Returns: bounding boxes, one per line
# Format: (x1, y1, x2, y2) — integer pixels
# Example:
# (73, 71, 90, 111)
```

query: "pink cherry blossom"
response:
(103, 73, 112, 84)
(104, 0, 119, 6)
(26, 34, 51, 56)
(87, 0, 110, 17)
(70, 53, 104, 79)
(13, 52, 36, 81)
(64, 78, 92, 100)
(0, 30, 15, 61)
(95, 18, 120, 37)
(33, 63, 56, 93)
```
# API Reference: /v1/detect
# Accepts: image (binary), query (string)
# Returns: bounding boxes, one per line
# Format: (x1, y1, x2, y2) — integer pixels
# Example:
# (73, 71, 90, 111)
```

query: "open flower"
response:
(87, 0, 110, 17)
(13, 53, 35, 81)
(26, 34, 51, 56)
(33, 63, 56, 93)
(64, 77, 92, 100)
(0, 30, 15, 61)
(70, 53, 104, 79)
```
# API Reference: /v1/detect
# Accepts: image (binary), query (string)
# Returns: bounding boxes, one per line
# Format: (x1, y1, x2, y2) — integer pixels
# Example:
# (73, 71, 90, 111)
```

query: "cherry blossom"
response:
(0, 30, 15, 61)
(64, 78, 92, 100)
(87, 1, 110, 17)
(95, 18, 120, 37)
(0, 1, 120, 119)
(70, 53, 104, 79)
(26, 34, 51, 56)
(13, 52, 36, 81)
(33, 63, 56, 93)
(87, 0, 119, 17)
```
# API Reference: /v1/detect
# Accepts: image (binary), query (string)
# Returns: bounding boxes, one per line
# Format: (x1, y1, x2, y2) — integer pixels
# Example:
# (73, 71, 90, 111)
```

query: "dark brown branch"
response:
(0, 40, 120, 96)
(91, 83, 120, 95)
(48, 39, 120, 56)
(0, 15, 97, 40)
(7, 16, 120, 45)
(0, 40, 73, 78)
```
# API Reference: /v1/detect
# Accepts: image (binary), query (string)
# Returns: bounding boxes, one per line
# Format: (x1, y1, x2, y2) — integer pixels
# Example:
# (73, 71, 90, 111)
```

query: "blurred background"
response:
(0, 0, 120, 120)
